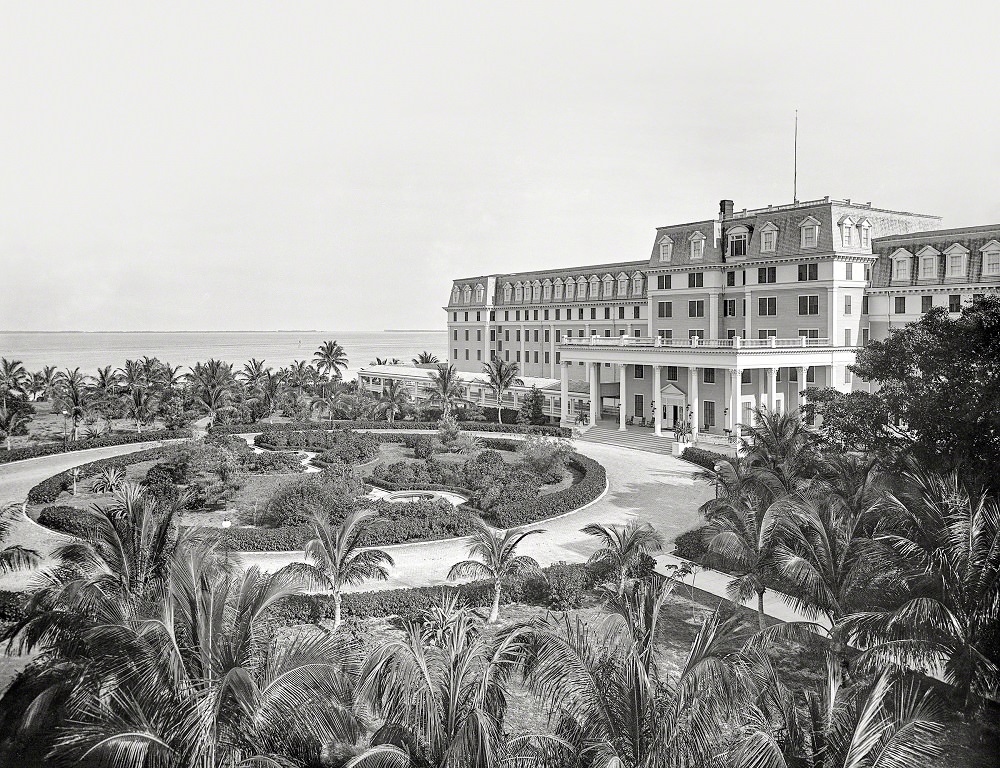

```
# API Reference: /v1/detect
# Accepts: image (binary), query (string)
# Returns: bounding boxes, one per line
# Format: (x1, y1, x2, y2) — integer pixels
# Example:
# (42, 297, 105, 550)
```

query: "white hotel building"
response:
(360, 197, 1000, 444)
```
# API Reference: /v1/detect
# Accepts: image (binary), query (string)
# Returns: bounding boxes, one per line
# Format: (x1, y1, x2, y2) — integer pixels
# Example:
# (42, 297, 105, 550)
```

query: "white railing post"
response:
(768, 337, 776, 348)
(801, 336, 807, 347)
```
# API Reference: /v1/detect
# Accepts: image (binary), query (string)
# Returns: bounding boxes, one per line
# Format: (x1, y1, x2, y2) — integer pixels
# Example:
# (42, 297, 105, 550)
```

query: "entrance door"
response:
(634, 394, 643, 422)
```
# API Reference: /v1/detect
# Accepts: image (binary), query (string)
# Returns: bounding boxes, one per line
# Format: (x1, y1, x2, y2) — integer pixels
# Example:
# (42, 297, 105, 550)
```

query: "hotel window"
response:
(689, 329, 705, 339)
(920, 255, 937, 278)
(605, 330, 612, 337)
(657, 301, 672, 318)
(722, 299, 736, 317)
(618, 306, 625, 319)
(728, 228, 748, 258)
(760, 226, 777, 253)
(689, 300, 705, 317)
(555, 309, 560, 320)
(533, 329, 539, 342)
(590, 308, 596, 320)
(475, 284, 485, 302)
(807, 366, 815, 383)
(504, 330, 509, 341)
(555, 352, 560, 364)
(605, 307, 611, 320)
(860, 221, 872, 248)
(798, 329, 819, 339)
(555, 329, 561, 342)
(657, 274, 672, 290)
(703, 401, 716, 428)
(565, 281, 574, 300)
(689, 232, 706, 260)
(514, 283, 523, 301)
(533, 351, 539, 363)
(983, 245, 1000, 275)
(505, 350, 509, 361)
(758, 297, 777, 316)
(516, 351, 521, 362)
(633, 306, 640, 319)
(758, 266, 776, 284)
(843, 221, 853, 246)
(515, 330, 521, 342)
(617, 276, 628, 296)
(602, 276, 614, 297)
(590, 277, 600, 298)
(845, 262, 853, 280)
(862, 327, 870, 345)
(893, 259, 910, 280)
(543, 309, 549, 320)
(632, 274, 643, 295)
(453, 349, 458, 359)
(703, 368, 715, 384)
(688, 272, 704, 288)
(658, 236, 673, 262)
(634, 328, 641, 337)
(726, 271, 736, 287)
(464, 330, 469, 341)
(844, 367, 852, 384)
(554, 280, 563, 299)
(949, 294, 961, 312)
(543, 282, 552, 300)
(894, 296, 906, 314)
(452, 312, 457, 322)
(844, 329, 852, 346)
(464, 350, 469, 360)
(464, 312, 469, 322)
(452, 330, 458, 341)
(578, 278, 588, 298)
(666, 366, 678, 381)
(544, 329, 550, 342)
(490, 329, 496, 342)
(800, 218, 820, 248)
(658, 329, 673, 340)
(844, 295, 852, 314)
(532, 282, 541, 301)
(727, 329, 737, 339)
(946, 250, 968, 278)
(578, 308, 584, 319)
(451, 287, 460, 304)
(921, 295, 933, 312)
(798, 263, 818, 281)
(634, 365, 644, 379)
(742, 370, 752, 384)
(758, 329, 777, 339)
(862, 296, 869, 314)
(544, 351, 549, 364)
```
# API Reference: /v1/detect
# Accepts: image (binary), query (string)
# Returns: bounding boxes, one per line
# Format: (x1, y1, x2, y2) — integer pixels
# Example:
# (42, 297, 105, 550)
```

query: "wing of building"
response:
(360, 197, 1000, 443)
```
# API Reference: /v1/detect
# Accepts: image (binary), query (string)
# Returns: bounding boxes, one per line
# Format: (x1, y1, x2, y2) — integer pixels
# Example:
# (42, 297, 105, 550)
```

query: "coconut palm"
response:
(238, 357, 271, 390)
(314, 339, 349, 379)
(188, 359, 237, 425)
(0, 358, 30, 409)
(0, 404, 27, 451)
(297, 507, 394, 630)
(448, 518, 543, 623)
(482, 358, 522, 424)
(284, 359, 318, 399)
(742, 407, 820, 495)
(412, 351, 440, 365)
(424, 363, 467, 417)
(517, 580, 743, 768)
(256, 370, 286, 423)
(352, 597, 549, 767)
(699, 457, 783, 631)
(376, 379, 410, 425)
(310, 380, 352, 425)
(370, 357, 389, 366)
(34, 364, 58, 402)
(92, 365, 120, 400)
(732, 653, 944, 768)
(0, 503, 40, 575)
(847, 468, 1000, 709)
(56, 376, 91, 441)
(582, 519, 665, 597)
(122, 384, 158, 434)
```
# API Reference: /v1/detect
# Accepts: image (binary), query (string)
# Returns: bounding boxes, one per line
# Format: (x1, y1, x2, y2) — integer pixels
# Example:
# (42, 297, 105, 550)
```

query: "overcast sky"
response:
(2, 1, 997, 332)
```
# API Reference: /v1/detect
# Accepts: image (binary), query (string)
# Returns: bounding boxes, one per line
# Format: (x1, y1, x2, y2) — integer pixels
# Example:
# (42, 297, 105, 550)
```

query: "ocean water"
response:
(0, 331, 448, 379)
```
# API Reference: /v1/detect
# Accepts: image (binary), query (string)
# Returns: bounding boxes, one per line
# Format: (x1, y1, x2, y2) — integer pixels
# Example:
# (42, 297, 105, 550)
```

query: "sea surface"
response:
(0, 331, 448, 379)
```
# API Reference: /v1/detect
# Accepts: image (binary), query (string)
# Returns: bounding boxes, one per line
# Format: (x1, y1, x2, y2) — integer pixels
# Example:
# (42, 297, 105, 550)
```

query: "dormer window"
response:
(564, 279, 574, 300)
(727, 226, 749, 259)
(577, 276, 587, 299)
(589, 276, 600, 299)
(917, 247, 939, 279)
(944, 244, 969, 278)
(631, 272, 643, 295)
(514, 282, 524, 302)
(759, 221, 778, 253)
(503, 283, 512, 302)
(474, 284, 485, 303)
(616, 273, 628, 297)
(890, 248, 913, 282)
(532, 280, 542, 301)
(542, 279, 552, 301)
(451, 286, 460, 304)
(689, 231, 706, 261)
(602, 274, 614, 298)
(859, 219, 872, 248)
(658, 235, 673, 262)
(839, 216, 856, 247)
(799, 216, 820, 249)
(462, 285, 472, 304)
(553, 278, 563, 300)
(981, 241, 1000, 276)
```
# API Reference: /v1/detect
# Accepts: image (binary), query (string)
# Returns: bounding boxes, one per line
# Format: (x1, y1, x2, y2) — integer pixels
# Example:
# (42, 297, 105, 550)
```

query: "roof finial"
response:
(793, 110, 799, 204)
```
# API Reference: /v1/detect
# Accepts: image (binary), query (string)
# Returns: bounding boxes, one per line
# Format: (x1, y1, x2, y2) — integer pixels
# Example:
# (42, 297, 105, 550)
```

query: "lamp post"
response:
(713, 462, 722, 499)
(61, 410, 69, 449)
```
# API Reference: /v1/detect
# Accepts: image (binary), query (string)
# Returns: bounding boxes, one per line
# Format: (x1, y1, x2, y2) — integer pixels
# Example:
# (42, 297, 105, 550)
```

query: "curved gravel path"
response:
(0, 434, 711, 593)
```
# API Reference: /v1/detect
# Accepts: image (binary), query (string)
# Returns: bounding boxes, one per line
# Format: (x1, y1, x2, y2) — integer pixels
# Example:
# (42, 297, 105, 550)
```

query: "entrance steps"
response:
(575, 422, 677, 456)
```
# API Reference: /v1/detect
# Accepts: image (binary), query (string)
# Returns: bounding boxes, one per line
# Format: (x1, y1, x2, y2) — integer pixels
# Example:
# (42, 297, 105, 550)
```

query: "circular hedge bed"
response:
(254, 429, 382, 466)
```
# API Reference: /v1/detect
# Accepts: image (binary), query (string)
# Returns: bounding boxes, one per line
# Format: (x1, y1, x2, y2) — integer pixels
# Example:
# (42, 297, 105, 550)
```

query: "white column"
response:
(767, 367, 777, 412)
(560, 361, 570, 424)
(730, 368, 741, 433)
(619, 364, 627, 431)
(798, 366, 806, 412)
(652, 364, 662, 436)
(589, 362, 600, 425)
(689, 366, 700, 439)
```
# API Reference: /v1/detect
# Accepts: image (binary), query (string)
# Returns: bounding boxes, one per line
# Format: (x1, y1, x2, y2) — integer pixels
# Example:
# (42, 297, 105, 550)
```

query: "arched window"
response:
(503, 283, 512, 302)
(462, 285, 472, 304)
(658, 236, 673, 262)
(553, 278, 564, 299)
(727, 225, 749, 259)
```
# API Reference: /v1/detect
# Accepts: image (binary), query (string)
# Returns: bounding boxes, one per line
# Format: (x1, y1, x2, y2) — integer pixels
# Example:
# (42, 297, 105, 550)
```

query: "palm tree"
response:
(741, 407, 819, 495)
(847, 468, 1000, 709)
(732, 653, 944, 767)
(424, 363, 467, 417)
(517, 580, 743, 768)
(0, 358, 29, 409)
(582, 519, 664, 596)
(298, 507, 394, 630)
(314, 339, 349, 379)
(257, 370, 286, 423)
(482, 358, 522, 423)
(238, 357, 271, 389)
(122, 384, 158, 434)
(56, 376, 90, 441)
(353, 597, 549, 766)
(310, 380, 352, 425)
(35, 365, 58, 402)
(699, 457, 782, 631)
(376, 379, 410, 425)
(92, 365, 120, 400)
(0, 503, 40, 574)
(448, 518, 543, 623)
(0, 404, 27, 451)
(188, 359, 237, 425)
(412, 351, 440, 365)
(370, 357, 389, 366)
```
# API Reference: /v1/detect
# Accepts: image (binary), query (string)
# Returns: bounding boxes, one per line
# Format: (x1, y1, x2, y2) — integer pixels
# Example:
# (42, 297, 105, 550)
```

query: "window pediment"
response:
(798, 215, 821, 228)
(979, 239, 1000, 253)
(944, 243, 970, 256)
(688, 230, 706, 242)
(916, 246, 940, 258)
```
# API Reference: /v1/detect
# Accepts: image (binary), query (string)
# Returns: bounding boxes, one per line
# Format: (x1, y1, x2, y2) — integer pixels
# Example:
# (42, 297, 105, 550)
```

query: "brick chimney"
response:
(719, 199, 734, 220)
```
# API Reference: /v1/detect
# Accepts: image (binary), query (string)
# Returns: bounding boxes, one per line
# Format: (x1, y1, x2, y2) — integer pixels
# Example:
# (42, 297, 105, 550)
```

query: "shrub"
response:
(352, 498, 478, 546)
(216, 524, 311, 551)
(89, 465, 126, 494)
(544, 561, 589, 610)
(37, 506, 96, 537)
(26, 447, 174, 504)
(681, 446, 732, 471)
(248, 450, 302, 474)
(211, 420, 569, 437)
(517, 435, 573, 482)
(672, 525, 714, 564)
(0, 429, 192, 466)
(488, 454, 606, 528)
(0, 591, 28, 623)
(258, 465, 364, 528)
(406, 435, 434, 459)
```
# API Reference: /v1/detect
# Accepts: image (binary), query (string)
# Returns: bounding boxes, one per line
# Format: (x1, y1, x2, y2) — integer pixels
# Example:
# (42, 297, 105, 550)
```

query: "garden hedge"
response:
(0, 429, 192, 466)
(681, 446, 732, 471)
(0, 590, 27, 623)
(26, 447, 174, 504)
(37, 506, 97, 538)
(486, 454, 606, 528)
(211, 420, 570, 437)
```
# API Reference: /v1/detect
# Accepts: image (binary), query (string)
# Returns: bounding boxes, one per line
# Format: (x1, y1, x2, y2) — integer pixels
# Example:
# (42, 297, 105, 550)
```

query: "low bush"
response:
(672, 524, 716, 566)
(681, 446, 732, 471)
(405, 434, 434, 458)
(257, 465, 365, 528)
(0, 591, 28, 623)
(247, 451, 303, 474)
(488, 454, 606, 528)
(0, 429, 192, 466)
(353, 498, 479, 546)
(212, 420, 569, 437)
(26, 447, 174, 504)
(36, 506, 96, 537)
(216, 524, 311, 551)
(544, 561, 589, 610)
